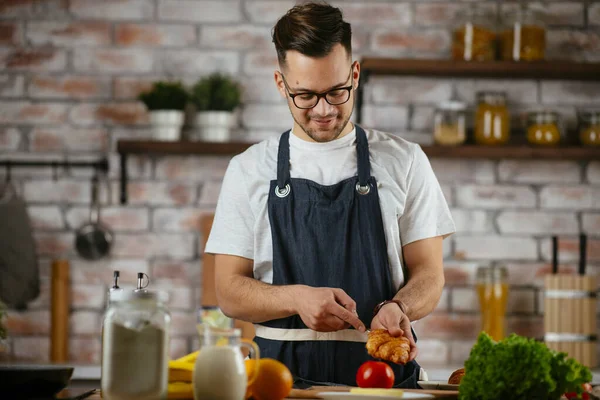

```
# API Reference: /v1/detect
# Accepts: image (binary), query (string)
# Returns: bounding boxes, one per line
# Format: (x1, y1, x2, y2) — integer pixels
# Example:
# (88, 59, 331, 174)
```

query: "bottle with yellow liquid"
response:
(476, 266, 509, 341)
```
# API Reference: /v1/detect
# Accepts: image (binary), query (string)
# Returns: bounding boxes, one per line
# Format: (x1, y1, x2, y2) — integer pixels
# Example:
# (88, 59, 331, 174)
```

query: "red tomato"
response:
(356, 361, 395, 389)
(564, 383, 593, 400)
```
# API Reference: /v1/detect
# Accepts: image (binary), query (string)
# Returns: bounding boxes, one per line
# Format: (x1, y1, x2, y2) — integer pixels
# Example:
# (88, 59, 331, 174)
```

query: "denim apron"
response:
(254, 126, 420, 388)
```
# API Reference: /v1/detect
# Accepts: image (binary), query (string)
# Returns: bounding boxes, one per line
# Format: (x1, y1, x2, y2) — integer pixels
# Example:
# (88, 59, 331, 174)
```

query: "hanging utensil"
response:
(75, 172, 113, 261)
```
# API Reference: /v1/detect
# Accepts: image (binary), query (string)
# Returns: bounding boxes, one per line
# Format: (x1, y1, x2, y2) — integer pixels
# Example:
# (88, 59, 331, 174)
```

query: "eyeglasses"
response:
(280, 67, 354, 109)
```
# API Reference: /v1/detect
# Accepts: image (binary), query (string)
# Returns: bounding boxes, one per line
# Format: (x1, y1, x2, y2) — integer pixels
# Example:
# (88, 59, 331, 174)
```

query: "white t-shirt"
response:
(205, 127, 456, 290)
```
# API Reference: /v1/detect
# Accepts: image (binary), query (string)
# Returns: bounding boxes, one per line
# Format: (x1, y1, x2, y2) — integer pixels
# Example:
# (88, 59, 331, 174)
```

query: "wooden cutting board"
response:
(288, 386, 459, 399)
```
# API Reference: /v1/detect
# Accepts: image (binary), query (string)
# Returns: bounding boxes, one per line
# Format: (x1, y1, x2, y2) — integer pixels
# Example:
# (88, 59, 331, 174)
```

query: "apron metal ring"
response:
(275, 184, 291, 198)
(355, 183, 370, 195)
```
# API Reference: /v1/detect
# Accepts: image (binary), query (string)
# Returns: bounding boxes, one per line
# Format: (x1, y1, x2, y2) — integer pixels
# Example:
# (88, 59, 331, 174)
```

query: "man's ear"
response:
(352, 61, 361, 90)
(274, 71, 287, 99)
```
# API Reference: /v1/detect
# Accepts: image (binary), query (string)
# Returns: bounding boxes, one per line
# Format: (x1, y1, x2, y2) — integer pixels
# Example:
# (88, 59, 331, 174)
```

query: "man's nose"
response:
(312, 96, 333, 116)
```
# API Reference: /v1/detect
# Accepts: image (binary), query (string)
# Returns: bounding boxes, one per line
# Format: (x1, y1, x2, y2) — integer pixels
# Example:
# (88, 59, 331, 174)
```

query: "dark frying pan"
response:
(75, 174, 113, 261)
(0, 364, 74, 398)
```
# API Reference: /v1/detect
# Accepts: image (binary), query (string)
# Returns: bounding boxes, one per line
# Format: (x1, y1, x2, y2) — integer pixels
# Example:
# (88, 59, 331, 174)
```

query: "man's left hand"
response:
(371, 303, 418, 361)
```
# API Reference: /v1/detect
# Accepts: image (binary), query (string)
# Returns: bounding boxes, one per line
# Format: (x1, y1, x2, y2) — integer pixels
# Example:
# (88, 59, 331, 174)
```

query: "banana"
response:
(175, 350, 200, 364)
(168, 382, 194, 399)
(168, 360, 195, 382)
(350, 388, 405, 397)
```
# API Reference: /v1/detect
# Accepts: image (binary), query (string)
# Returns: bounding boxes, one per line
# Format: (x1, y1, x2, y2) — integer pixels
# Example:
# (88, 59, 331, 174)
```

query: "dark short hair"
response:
(272, 1, 352, 67)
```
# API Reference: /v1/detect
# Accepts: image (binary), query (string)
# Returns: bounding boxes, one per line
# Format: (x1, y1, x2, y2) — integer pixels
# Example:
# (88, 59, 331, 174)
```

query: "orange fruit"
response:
(245, 358, 293, 400)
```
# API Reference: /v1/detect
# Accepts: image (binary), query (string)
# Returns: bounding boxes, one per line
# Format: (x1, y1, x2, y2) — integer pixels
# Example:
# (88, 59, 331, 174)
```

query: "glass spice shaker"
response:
(433, 101, 468, 146)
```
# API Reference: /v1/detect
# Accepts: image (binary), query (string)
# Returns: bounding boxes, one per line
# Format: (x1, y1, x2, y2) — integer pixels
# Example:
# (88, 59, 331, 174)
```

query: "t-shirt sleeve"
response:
(398, 144, 456, 246)
(204, 156, 254, 259)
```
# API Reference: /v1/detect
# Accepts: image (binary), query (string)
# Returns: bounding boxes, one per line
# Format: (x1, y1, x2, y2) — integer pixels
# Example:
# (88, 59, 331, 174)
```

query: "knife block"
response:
(544, 274, 597, 368)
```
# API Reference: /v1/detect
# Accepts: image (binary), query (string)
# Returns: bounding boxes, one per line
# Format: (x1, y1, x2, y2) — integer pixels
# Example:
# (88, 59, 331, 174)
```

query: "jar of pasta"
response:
(500, 6, 546, 61)
(433, 101, 468, 146)
(526, 110, 562, 146)
(475, 91, 510, 145)
(578, 110, 600, 147)
(452, 7, 497, 62)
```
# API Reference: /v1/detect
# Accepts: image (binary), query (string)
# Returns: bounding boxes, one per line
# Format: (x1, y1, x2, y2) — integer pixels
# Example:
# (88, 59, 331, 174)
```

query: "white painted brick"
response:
(330, 2, 411, 26)
(115, 24, 197, 47)
(111, 233, 196, 259)
(454, 79, 539, 106)
(440, 184, 453, 207)
(70, 311, 100, 335)
(34, 233, 73, 257)
(541, 81, 600, 106)
(151, 260, 200, 284)
(414, 3, 475, 26)
(73, 48, 154, 73)
(443, 261, 483, 286)
(28, 279, 50, 309)
(540, 185, 598, 210)
(70, 0, 154, 20)
(413, 339, 449, 365)
(498, 160, 581, 184)
(430, 160, 496, 184)
(0, 48, 68, 72)
(28, 76, 111, 100)
(241, 76, 281, 104)
(158, 50, 239, 76)
(153, 208, 213, 232)
(410, 106, 435, 132)
(27, 206, 64, 230)
(0, 75, 25, 97)
(29, 127, 108, 153)
(435, 289, 449, 312)
(120, 181, 198, 206)
(449, 340, 477, 365)
(497, 211, 579, 235)
(504, 262, 554, 288)
(170, 311, 197, 337)
(591, 3, 600, 26)
(155, 156, 230, 181)
(369, 77, 453, 105)
(110, 128, 155, 154)
(200, 25, 272, 50)
(0, 127, 22, 151)
(242, 104, 292, 130)
(69, 103, 148, 126)
(371, 28, 450, 57)
(5, 310, 50, 335)
(72, 284, 106, 310)
(23, 180, 90, 204)
(588, 162, 600, 184)
(70, 258, 149, 285)
(455, 236, 538, 261)
(540, 237, 600, 263)
(170, 338, 190, 360)
(443, 237, 452, 259)
(12, 337, 49, 362)
(0, 101, 68, 124)
(450, 209, 493, 234)
(152, 282, 194, 310)
(198, 180, 223, 206)
(244, 0, 296, 24)
(158, 0, 242, 23)
(65, 207, 149, 232)
(26, 21, 111, 47)
(583, 213, 600, 235)
(362, 105, 409, 132)
(244, 51, 279, 76)
(69, 337, 101, 363)
(546, 30, 600, 62)
(456, 185, 537, 209)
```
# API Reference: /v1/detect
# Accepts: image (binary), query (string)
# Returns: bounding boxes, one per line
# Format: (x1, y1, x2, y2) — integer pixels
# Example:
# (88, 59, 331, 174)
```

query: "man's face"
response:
(275, 44, 360, 143)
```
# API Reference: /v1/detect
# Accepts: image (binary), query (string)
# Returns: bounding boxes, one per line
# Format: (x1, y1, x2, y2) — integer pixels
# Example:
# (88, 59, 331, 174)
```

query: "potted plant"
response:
(138, 81, 189, 141)
(190, 73, 242, 142)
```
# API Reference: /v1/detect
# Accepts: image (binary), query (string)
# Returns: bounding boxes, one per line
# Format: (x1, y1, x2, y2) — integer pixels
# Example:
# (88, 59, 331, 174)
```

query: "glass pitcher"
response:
(193, 326, 260, 400)
(476, 266, 509, 341)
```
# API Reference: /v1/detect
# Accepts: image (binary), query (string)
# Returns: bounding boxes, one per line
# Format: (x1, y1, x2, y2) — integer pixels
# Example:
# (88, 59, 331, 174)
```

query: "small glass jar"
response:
(500, 6, 546, 61)
(102, 290, 171, 400)
(452, 7, 497, 62)
(526, 110, 562, 146)
(476, 266, 509, 342)
(433, 101, 468, 146)
(578, 110, 600, 147)
(475, 91, 510, 145)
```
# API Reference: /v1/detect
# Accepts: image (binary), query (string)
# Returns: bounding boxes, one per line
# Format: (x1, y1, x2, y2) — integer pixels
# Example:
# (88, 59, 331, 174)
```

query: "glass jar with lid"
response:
(474, 91, 510, 145)
(526, 110, 562, 146)
(102, 289, 171, 400)
(433, 101, 468, 146)
(500, 5, 546, 61)
(476, 266, 509, 342)
(578, 110, 600, 147)
(452, 7, 497, 62)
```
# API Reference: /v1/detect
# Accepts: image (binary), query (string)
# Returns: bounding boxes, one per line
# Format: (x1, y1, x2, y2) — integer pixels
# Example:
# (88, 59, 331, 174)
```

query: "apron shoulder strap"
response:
(355, 125, 371, 187)
(276, 130, 291, 190)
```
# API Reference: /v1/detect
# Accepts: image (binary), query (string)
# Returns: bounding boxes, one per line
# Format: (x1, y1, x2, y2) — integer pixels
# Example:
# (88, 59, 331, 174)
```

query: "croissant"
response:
(365, 329, 410, 365)
(448, 367, 465, 385)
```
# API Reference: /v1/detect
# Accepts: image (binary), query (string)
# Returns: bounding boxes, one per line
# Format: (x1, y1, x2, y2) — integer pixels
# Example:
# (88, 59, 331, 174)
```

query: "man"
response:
(205, 2, 455, 388)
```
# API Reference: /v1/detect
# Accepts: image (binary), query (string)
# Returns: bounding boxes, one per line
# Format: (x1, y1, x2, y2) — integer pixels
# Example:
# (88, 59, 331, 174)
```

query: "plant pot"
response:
(149, 110, 184, 141)
(191, 111, 236, 142)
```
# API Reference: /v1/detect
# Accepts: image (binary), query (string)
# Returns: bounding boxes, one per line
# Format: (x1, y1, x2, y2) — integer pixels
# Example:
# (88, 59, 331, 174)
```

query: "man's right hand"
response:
(291, 286, 366, 332)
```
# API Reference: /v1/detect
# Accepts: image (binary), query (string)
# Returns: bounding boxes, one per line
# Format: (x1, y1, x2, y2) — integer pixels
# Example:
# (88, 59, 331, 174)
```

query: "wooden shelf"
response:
(117, 140, 600, 160)
(360, 58, 600, 81)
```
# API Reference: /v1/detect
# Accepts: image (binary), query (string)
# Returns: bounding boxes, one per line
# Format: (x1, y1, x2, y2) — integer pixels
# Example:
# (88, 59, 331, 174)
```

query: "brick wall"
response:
(0, 0, 599, 367)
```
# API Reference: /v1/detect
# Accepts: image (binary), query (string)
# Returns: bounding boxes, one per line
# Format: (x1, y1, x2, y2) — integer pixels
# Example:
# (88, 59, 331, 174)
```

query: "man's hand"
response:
(293, 286, 366, 333)
(371, 303, 418, 361)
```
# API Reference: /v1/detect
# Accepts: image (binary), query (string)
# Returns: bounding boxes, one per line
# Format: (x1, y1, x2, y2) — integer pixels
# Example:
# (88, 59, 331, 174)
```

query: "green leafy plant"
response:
(138, 81, 189, 111)
(0, 301, 7, 340)
(190, 73, 242, 112)
(459, 332, 591, 400)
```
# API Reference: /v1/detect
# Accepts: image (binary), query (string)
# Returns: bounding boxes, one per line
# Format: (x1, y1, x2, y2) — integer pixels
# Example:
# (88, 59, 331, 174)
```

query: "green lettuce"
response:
(459, 332, 591, 400)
